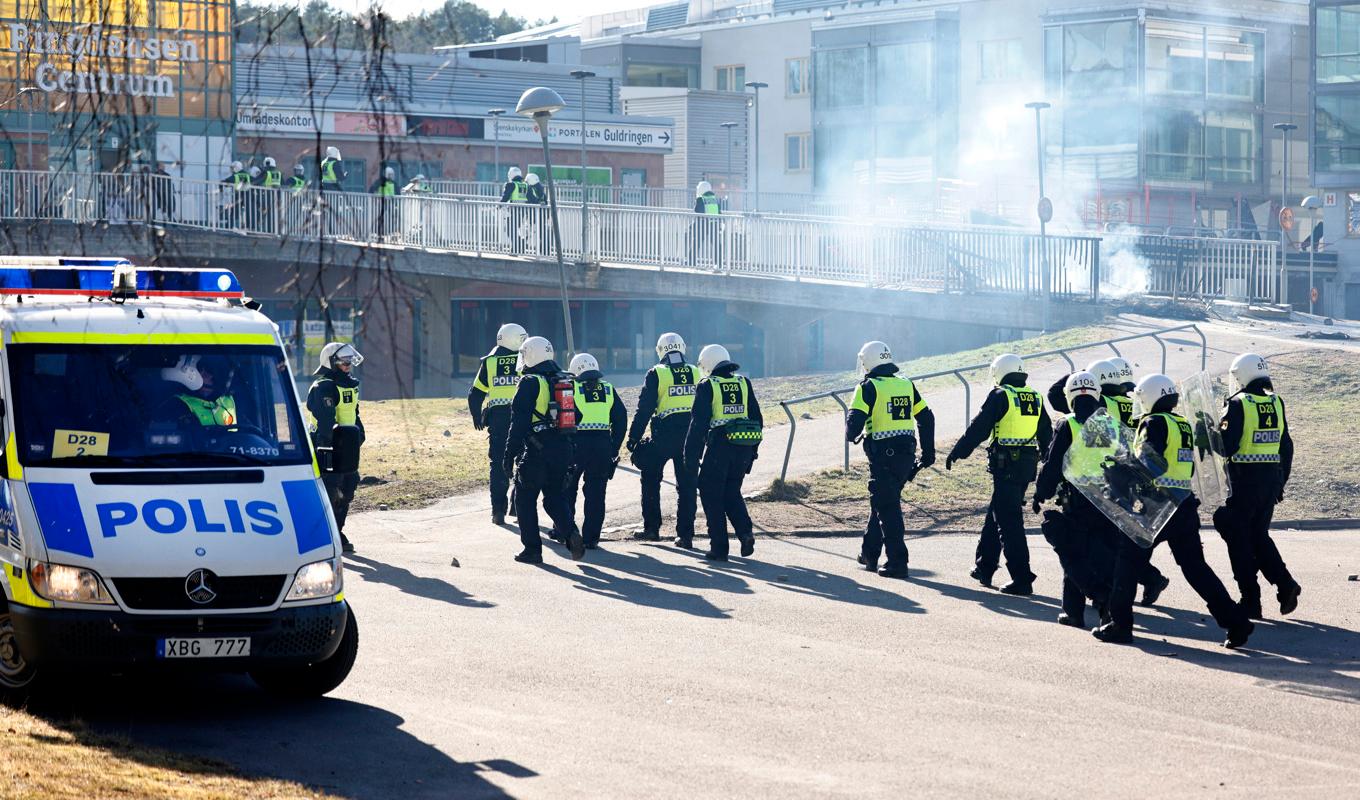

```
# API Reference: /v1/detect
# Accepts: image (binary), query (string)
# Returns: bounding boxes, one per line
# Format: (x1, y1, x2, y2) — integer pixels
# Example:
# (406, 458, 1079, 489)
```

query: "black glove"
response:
(473, 415, 485, 432)
(1031, 498, 1042, 515)
(1277, 486, 1286, 504)
(945, 453, 957, 471)
(917, 451, 936, 470)
(626, 439, 639, 452)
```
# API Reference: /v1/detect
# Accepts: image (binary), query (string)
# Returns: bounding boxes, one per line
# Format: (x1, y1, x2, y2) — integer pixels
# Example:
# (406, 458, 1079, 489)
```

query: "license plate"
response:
(157, 637, 251, 659)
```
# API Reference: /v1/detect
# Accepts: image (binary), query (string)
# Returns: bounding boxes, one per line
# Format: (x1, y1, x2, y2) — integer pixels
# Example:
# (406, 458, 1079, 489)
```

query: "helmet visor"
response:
(333, 344, 364, 367)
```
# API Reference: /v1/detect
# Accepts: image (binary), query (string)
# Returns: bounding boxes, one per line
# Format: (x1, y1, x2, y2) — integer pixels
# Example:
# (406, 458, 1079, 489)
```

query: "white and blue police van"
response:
(0, 258, 356, 699)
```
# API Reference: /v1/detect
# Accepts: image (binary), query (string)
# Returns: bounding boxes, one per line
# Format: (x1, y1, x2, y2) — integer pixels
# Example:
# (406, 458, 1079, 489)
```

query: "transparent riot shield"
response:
(1179, 371, 1232, 509)
(1062, 410, 1182, 548)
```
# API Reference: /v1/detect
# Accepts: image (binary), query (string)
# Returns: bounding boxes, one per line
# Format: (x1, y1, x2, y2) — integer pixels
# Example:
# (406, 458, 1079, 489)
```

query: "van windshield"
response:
(9, 344, 311, 469)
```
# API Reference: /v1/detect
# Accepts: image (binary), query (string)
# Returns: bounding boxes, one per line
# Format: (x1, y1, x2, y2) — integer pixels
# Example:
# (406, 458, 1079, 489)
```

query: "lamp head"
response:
(516, 87, 566, 118)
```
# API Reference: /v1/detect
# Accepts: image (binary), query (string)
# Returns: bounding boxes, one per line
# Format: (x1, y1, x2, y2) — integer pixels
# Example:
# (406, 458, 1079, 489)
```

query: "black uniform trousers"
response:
(1041, 501, 1117, 617)
(975, 448, 1038, 583)
(861, 438, 916, 572)
(515, 436, 579, 556)
(1214, 474, 1296, 601)
(639, 421, 697, 537)
(485, 406, 513, 515)
(323, 470, 360, 535)
(698, 440, 755, 558)
(568, 432, 615, 547)
(1108, 498, 1244, 631)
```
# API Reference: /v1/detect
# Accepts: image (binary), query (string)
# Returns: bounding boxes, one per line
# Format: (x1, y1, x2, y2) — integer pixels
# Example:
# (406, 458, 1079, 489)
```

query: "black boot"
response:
(568, 528, 585, 561)
(1224, 619, 1255, 649)
(340, 533, 355, 554)
(1092, 622, 1133, 644)
(1278, 583, 1301, 616)
(739, 536, 755, 558)
(1240, 593, 1264, 620)
(878, 566, 909, 579)
(969, 567, 994, 587)
(675, 535, 694, 549)
(999, 580, 1033, 596)
(633, 527, 661, 542)
(514, 550, 543, 564)
(1139, 574, 1170, 607)
(857, 554, 878, 572)
(1057, 611, 1086, 628)
(491, 511, 506, 525)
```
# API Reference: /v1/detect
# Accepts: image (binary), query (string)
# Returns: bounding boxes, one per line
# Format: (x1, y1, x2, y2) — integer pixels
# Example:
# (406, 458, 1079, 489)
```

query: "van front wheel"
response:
(250, 606, 358, 698)
(0, 606, 41, 704)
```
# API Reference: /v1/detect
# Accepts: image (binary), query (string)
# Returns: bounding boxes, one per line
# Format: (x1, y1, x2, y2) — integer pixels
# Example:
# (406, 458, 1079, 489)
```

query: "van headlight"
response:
(29, 562, 114, 605)
(286, 558, 342, 601)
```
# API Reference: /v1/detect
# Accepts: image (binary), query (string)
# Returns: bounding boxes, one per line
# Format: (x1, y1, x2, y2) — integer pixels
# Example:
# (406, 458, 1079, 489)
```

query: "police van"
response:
(0, 258, 356, 699)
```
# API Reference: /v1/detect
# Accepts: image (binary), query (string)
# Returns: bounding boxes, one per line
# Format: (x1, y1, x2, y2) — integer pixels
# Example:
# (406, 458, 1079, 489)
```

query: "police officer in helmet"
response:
(1094, 374, 1253, 648)
(468, 322, 527, 524)
(627, 332, 700, 547)
(684, 344, 763, 561)
(502, 336, 584, 564)
(947, 354, 1052, 595)
(566, 352, 627, 549)
(844, 342, 935, 579)
(308, 342, 365, 554)
(1212, 353, 1300, 618)
(161, 354, 238, 429)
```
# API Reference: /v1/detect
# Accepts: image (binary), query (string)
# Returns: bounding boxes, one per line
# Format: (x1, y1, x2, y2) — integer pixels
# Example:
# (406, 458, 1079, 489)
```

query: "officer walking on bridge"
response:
(308, 342, 365, 555)
(1212, 353, 1300, 618)
(948, 354, 1051, 595)
(469, 323, 527, 524)
(685, 344, 763, 561)
(629, 333, 701, 546)
(565, 353, 627, 549)
(845, 342, 936, 579)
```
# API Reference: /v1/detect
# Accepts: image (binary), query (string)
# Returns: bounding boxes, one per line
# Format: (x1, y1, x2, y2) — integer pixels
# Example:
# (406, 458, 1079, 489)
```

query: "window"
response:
(1317, 94, 1360, 171)
(1056, 21, 1138, 97)
(1346, 192, 1360, 236)
(786, 57, 809, 96)
(785, 133, 810, 172)
(1205, 111, 1257, 183)
(1206, 27, 1262, 100)
(1318, 4, 1360, 85)
(1146, 20, 1205, 96)
(979, 39, 1023, 82)
(875, 42, 932, 106)
(716, 64, 746, 92)
(814, 47, 868, 109)
(626, 63, 697, 88)
(1146, 109, 1205, 181)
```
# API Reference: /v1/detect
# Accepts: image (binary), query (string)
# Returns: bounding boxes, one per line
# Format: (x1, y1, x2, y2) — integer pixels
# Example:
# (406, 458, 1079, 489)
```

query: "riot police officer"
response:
(947, 354, 1051, 595)
(468, 322, 527, 524)
(1094, 374, 1253, 648)
(502, 336, 583, 564)
(308, 342, 365, 554)
(1213, 353, 1300, 618)
(844, 341, 936, 579)
(567, 352, 627, 549)
(627, 332, 700, 547)
(684, 344, 763, 561)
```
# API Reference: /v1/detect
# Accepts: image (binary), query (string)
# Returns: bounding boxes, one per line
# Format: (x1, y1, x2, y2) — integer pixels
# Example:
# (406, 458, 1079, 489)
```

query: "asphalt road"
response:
(51, 516, 1360, 799)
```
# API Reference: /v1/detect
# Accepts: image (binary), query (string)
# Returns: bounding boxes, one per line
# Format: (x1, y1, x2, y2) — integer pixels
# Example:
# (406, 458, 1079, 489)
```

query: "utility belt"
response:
(987, 443, 1040, 478)
(708, 418, 762, 446)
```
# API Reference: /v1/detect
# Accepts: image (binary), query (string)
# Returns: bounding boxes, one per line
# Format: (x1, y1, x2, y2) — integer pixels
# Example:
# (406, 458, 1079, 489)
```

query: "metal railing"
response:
(773, 323, 1209, 481)
(0, 168, 1102, 299)
(1102, 232, 1281, 303)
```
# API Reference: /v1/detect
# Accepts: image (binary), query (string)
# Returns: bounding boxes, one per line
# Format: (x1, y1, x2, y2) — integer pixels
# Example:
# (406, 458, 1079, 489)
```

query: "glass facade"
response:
(0, 0, 233, 172)
(1045, 16, 1263, 186)
(1317, 3, 1360, 175)
(1318, 4, 1360, 85)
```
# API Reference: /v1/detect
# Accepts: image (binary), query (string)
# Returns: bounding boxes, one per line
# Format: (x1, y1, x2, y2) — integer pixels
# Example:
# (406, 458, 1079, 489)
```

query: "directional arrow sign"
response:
(660, 131, 671, 144)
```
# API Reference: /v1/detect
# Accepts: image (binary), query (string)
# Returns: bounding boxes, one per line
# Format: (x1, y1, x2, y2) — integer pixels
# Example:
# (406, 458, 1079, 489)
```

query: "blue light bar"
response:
(0, 261, 244, 299)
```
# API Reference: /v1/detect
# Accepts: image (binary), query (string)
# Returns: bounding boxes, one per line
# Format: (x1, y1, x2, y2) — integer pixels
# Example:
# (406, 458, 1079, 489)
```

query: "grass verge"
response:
(0, 706, 336, 800)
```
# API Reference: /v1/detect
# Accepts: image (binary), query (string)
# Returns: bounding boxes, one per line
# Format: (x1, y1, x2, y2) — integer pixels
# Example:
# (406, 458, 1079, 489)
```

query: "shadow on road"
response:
(345, 554, 494, 609)
(909, 574, 1063, 624)
(538, 562, 732, 619)
(27, 674, 523, 800)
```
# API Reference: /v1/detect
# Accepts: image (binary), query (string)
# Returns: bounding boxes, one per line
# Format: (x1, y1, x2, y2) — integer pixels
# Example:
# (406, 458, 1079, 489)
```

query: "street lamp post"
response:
(1274, 122, 1297, 307)
(1301, 194, 1322, 315)
(720, 121, 738, 191)
(570, 69, 595, 259)
(1025, 101, 1052, 333)
(517, 86, 576, 356)
(744, 81, 767, 211)
(487, 108, 505, 189)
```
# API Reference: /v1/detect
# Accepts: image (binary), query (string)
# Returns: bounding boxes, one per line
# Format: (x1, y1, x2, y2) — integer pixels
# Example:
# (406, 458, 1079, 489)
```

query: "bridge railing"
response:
(1102, 232, 1281, 303)
(0, 168, 1104, 298)
(773, 323, 1209, 481)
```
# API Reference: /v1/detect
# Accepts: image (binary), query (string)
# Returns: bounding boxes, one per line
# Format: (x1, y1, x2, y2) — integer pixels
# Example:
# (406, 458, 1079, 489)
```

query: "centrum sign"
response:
(487, 118, 673, 151)
(8, 23, 197, 98)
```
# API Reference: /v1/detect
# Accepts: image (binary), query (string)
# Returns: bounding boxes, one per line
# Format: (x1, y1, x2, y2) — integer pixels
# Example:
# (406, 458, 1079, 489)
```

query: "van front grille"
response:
(111, 575, 287, 610)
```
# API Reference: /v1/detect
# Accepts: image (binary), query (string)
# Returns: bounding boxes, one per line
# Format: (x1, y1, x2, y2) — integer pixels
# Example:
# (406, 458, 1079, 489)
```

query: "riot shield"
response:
(1178, 371, 1232, 509)
(1062, 410, 1181, 548)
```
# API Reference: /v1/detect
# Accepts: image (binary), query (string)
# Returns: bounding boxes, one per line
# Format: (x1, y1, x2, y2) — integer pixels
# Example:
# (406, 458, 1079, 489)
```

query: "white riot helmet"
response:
(517, 336, 554, 373)
(325, 146, 340, 160)
(249, 166, 261, 178)
(162, 355, 204, 391)
(384, 166, 395, 180)
(230, 160, 243, 173)
(263, 156, 276, 168)
(1133, 373, 1178, 415)
(413, 174, 425, 182)
(1064, 371, 1101, 409)
(1085, 358, 1119, 388)
(507, 166, 522, 180)
(318, 342, 364, 373)
(1229, 352, 1270, 392)
(857, 341, 894, 375)
(697, 344, 731, 376)
(1108, 356, 1135, 389)
(525, 173, 541, 186)
(989, 353, 1025, 386)
(695, 180, 712, 197)
(568, 352, 600, 376)
(655, 332, 686, 360)
(294, 163, 306, 176)
(496, 322, 528, 351)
